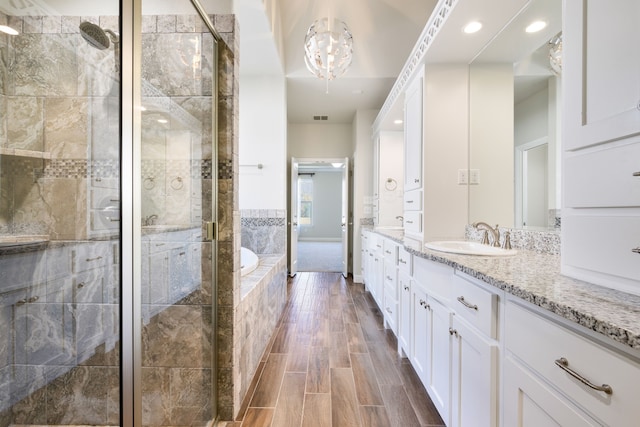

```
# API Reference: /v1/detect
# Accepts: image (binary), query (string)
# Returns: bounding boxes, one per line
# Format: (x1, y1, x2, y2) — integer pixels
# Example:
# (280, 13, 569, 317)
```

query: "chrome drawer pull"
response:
(554, 357, 612, 395)
(632, 247, 640, 254)
(404, 286, 409, 291)
(86, 256, 103, 262)
(399, 259, 407, 264)
(633, 171, 640, 177)
(457, 296, 478, 311)
(406, 220, 414, 224)
(449, 328, 458, 337)
(385, 250, 391, 254)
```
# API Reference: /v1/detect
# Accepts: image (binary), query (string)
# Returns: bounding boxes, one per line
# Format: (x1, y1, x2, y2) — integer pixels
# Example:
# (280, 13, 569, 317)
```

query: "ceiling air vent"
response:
(313, 115, 328, 121)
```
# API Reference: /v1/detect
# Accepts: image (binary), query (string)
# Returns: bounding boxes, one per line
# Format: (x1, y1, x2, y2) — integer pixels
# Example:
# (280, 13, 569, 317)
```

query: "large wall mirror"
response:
(468, 0, 562, 229)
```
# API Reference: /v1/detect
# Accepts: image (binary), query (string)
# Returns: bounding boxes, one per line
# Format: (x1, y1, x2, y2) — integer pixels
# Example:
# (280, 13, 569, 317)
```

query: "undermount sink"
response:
(425, 240, 517, 256)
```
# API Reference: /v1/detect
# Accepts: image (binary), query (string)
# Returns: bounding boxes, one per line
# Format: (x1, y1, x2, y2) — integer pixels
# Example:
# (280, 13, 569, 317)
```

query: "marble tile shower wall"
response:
(0, 12, 120, 239)
(240, 209, 287, 254)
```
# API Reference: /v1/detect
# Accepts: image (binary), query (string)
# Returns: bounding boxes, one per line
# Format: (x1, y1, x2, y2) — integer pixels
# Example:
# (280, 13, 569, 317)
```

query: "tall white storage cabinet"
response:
(562, 0, 640, 295)
(402, 65, 469, 242)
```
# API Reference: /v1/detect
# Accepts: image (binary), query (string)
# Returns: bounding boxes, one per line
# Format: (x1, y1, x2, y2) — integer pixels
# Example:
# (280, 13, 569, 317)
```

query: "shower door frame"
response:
(120, 0, 221, 426)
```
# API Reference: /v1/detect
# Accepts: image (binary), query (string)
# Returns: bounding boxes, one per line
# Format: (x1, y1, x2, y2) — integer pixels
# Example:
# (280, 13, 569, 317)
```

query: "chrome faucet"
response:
(143, 214, 158, 226)
(472, 222, 500, 247)
(396, 215, 404, 225)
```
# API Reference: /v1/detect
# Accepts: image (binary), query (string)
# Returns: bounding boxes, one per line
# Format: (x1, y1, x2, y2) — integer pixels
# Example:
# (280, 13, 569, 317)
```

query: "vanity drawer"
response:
(383, 238, 398, 263)
(413, 256, 452, 302)
(383, 260, 397, 296)
(505, 301, 640, 426)
(404, 190, 422, 211)
(397, 246, 412, 276)
(564, 140, 640, 208)
(404, 212, 422, 234)
(452, 273, 498, 338)
(562, 213, 640, 282)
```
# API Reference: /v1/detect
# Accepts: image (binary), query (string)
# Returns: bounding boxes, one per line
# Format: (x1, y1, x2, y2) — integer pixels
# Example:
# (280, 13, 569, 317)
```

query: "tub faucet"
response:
(472, 222, 500, 247)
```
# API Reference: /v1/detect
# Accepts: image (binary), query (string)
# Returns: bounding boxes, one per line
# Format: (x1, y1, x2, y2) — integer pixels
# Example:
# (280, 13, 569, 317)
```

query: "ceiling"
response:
(236, 0, 561, 125)
(239, 0, 438, 124)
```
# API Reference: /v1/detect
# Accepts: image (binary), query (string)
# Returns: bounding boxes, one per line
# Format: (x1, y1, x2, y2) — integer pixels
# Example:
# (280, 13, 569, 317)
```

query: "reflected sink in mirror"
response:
(425, 240, 517, 256)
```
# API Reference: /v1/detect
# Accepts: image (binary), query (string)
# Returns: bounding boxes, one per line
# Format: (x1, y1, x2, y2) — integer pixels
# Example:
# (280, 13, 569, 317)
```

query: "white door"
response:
(341, 157, 349, 277)
(290, 158, 299, 276)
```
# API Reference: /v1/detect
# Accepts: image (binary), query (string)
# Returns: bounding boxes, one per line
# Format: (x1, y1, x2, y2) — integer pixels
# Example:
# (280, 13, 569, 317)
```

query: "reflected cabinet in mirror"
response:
(468, 0, 562, 230)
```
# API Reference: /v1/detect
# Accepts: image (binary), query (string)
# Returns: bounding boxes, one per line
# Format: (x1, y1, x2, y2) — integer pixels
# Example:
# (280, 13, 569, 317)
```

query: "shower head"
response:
(79, 21, 117, 50)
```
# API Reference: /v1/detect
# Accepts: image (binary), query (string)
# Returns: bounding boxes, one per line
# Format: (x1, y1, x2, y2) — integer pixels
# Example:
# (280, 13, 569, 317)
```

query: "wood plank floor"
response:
(225, 272, 446, 427)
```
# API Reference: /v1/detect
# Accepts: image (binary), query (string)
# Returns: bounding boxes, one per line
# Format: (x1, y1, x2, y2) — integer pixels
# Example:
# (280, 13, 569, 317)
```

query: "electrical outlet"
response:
(470, 169, 480, 185)
(457, 169, 468, 185)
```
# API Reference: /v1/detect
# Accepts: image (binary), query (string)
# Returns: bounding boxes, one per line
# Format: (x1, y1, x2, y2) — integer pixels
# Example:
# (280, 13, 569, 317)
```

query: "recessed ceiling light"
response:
(463, 21, 482, 34)
(157, 119, 168, 124)
(0, 25, 19, 35)
(394, 119, 403, 125)
(526, 21, 547, 33)
(331, 163, 344, 168)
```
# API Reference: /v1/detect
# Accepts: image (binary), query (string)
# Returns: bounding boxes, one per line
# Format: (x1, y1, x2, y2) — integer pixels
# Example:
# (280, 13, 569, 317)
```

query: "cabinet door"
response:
(503, 357, 600, 427)
(450, 316, 497, 427)
(428, 296, 452, 425)
(404, 71, 423, 190)
(398, 271, 411, 357)
(411, 285, 430, 384)
(564, 0, 640, 150)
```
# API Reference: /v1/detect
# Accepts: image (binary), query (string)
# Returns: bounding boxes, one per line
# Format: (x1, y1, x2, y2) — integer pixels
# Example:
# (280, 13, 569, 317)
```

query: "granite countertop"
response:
(368, 228, 640, 352)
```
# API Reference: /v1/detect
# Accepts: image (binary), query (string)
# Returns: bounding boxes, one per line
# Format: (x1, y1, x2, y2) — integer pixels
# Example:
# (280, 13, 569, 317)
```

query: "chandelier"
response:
(548, 32, 562, 75)
(304, 17, 353, 82)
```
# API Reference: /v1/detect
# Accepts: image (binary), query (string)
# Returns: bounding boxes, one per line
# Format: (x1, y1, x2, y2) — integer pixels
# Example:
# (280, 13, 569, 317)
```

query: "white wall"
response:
(515, 87, 548, 147)
(469, 63, 514, 228)
(299, 172, 342, 240)
(377, 131, 404, 226)
(351, 109, 377, 282)
(288, 123, 354, 159)
(239, 75, 287, 209)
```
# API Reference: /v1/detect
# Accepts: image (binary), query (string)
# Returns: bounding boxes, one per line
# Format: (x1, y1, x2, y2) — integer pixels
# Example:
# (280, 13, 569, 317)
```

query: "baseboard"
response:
(353, 274, 364, 284)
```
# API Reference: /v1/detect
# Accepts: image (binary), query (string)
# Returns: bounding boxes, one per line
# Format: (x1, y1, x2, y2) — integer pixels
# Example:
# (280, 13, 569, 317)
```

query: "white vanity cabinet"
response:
(504, 300, 640, 427)
(397, 246, 413, 357)
(382, 239, 399, 334)
(449, 273, 500, 427)
(564, 0, 640, 150)
(412, 257, 454, 425)
(562, 0, 640, 295)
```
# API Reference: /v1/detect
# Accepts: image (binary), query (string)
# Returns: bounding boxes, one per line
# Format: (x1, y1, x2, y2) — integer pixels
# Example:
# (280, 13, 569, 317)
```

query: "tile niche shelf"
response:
(0, 147, 51, 159)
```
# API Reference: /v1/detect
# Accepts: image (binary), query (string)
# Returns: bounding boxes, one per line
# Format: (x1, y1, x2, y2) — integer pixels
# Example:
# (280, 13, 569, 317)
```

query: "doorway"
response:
(515, 137, 548, 228)
(290, 157, 349, 276)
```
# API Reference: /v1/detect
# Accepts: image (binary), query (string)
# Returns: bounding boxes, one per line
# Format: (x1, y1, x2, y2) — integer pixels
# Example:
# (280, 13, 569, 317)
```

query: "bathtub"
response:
(241, 247, 259, 276)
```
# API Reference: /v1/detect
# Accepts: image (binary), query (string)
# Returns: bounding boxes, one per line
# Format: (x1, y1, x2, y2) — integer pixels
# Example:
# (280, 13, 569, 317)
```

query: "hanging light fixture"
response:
(304, 17, 353, 86)
(548, 32, 562, 75)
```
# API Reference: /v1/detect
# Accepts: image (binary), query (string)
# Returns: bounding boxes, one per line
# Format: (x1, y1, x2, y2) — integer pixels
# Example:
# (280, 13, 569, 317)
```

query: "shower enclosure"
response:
(0, 0, 222, 425)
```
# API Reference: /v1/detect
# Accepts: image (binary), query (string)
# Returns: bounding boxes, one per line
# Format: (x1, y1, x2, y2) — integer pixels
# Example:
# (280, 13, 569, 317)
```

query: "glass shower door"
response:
(0, 2, 122, 426)
(137, 3, 218, 425)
